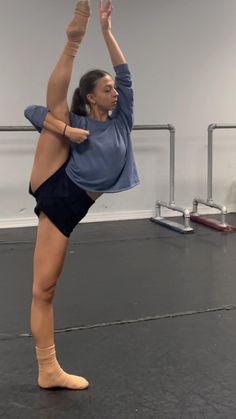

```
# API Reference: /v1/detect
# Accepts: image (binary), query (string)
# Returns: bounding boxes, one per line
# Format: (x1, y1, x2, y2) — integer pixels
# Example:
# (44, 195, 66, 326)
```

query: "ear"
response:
(87, 93, 96, 105)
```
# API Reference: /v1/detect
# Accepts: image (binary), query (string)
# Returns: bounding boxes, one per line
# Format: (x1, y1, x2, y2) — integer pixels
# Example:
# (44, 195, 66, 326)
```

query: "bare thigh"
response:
(30, 129, 69, 194)
(30, 128, 102, 202)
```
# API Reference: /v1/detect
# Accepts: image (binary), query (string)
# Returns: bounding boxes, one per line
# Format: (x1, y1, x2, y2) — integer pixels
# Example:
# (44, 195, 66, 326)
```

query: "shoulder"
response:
(69, 112, 87, 129)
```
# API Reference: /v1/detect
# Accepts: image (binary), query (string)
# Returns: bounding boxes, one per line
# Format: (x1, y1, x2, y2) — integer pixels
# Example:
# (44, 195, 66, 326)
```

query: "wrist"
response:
(102, 27, 112, 36)
(62, 124, 68, 137)
(64, 124, 73, 138)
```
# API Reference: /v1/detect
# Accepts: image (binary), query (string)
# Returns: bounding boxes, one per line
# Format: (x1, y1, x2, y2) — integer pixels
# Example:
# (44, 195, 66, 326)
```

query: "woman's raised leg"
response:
(30, 1, 91, 191)
(30, 129, 69, 193)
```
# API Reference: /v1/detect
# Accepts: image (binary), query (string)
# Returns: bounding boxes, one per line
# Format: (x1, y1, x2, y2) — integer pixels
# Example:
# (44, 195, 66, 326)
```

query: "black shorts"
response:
(29, 162, 95, 237)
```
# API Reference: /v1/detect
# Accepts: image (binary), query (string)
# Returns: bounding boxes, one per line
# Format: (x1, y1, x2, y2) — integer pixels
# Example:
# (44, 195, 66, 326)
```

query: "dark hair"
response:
(70, 69, 111, 116)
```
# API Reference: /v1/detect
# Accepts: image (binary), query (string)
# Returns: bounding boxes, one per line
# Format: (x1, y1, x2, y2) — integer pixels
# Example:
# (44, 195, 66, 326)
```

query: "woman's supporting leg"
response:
(31, 212, 68, 348)
(31, 212, 89, 390)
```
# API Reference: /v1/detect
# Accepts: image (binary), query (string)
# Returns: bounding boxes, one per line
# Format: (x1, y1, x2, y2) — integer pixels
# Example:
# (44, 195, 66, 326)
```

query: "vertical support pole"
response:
(207, 126, 214, 203)
(169, 126, 175, 205)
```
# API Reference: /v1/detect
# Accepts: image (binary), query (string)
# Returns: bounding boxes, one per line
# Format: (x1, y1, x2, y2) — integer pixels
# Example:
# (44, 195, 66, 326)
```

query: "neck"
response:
(89, 107, 109, 122)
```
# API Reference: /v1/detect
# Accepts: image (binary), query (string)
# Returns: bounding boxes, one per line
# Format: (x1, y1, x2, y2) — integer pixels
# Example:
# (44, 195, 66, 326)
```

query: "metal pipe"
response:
(157, 200, 190, 217)
(207, 123, 236, 204)
(191, 123, 236, 232)
(1, 124, 191, 232)
(0, 126, 35, 132)
(0, 125, 173, 132)
(207, 128, 213, 202)
(169, 128, 175, 204)
(133, 124, 174, 131)
(207, 124, 236, 203)
(0, 125, 176, 204)
(208, 124, 236, 130)
(134, 124, 176, 205)
(194, 197, 227, 214)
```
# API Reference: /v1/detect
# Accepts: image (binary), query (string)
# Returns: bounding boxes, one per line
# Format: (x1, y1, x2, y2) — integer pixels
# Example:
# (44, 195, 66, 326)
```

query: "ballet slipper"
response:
(64, 1, 91, 57)
(36, 345, 89, 390)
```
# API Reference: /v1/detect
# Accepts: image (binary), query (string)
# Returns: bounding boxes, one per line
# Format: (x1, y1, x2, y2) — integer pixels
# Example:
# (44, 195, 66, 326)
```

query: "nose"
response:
(113, 88, 118, 98)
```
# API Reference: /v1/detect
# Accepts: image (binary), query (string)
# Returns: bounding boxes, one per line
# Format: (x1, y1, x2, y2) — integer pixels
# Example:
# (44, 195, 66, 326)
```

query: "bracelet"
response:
(62, 124, 68, 136)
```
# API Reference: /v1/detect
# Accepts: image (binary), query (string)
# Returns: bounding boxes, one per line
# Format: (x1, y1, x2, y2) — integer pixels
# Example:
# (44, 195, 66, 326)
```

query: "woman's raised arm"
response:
(99, 0, 126, 66)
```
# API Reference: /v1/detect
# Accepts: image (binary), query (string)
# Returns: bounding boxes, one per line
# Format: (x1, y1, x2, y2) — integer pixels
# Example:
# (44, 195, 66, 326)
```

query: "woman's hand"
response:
(99, 0, 113, 32)
(65, 126, 90, 144)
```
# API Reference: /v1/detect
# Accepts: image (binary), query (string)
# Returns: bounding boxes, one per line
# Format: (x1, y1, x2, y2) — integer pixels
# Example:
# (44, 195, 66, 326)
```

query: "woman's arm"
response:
(99, 0, 126, 66)
(46, 1, 91, 121)
(45, 113, 90, 143)
(99, 1, 133, 130)
(24, 105, 89, 144)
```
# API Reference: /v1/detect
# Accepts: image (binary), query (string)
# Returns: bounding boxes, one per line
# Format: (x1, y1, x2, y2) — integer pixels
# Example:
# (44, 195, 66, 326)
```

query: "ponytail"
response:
(70, 87, 87, 116)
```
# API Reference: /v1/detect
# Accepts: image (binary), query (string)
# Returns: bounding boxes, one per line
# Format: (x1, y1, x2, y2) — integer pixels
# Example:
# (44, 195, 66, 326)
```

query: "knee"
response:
(32, 279, 56, 303)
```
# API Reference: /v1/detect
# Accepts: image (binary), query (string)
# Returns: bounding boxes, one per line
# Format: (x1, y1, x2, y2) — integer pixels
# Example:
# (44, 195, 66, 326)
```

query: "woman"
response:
(25, 0, 139, 390)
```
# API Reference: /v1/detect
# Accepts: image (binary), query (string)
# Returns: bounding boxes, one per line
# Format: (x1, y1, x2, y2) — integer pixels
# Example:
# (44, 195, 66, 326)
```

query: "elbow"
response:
(24, 105, 47, 133)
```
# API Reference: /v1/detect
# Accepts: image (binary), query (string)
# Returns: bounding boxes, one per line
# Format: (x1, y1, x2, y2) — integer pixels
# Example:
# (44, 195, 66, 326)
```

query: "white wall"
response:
(1, 0, 236, 227)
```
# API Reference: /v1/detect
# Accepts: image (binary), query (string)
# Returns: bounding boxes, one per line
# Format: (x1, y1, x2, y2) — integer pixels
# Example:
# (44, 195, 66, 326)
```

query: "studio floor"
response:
(1, 214, 236, 419)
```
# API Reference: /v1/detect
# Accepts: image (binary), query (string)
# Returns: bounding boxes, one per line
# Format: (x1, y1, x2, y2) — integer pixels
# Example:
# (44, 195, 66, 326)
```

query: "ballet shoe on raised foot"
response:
(36, 345, 89, 390)
(75, 0, 91, 18)
(64, 1, 91, 56)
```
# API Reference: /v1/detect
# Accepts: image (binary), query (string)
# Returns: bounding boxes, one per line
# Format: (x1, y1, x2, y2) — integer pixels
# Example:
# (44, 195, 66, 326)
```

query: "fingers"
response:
(80, 129, 90, 137)
(67, 127, 90, 144)
(107, 0, 112, 11)
(76, 129, 90, 144)
(99, 0, 112, 13)
(105, 0, 112, 14)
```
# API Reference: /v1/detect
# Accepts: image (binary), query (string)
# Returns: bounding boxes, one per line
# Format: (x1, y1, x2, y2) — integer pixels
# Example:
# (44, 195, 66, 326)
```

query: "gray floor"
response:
(1, 215, 236, 418)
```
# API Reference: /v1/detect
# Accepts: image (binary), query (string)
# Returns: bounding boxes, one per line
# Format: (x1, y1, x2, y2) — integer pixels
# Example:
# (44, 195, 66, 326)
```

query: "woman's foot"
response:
(66, 1, 91, 44)
(36, 345, 89, 390)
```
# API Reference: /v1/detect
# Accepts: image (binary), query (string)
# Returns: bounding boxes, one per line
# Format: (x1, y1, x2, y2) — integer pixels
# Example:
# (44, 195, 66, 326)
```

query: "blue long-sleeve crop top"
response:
(24, 63, 140, 193)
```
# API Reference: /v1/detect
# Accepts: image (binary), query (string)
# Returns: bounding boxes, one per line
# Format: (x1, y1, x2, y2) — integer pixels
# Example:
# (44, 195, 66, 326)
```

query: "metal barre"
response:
(0, 124, 192, 233)
(0, 124, 176, 206)
(207, 124, 236, 203)
(0, 126, 36, 131)
(0, 124, 174, 132)
(191, 123, 236, 230)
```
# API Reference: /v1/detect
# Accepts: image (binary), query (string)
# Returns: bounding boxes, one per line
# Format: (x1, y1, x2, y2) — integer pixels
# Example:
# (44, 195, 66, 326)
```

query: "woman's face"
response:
(88, 75, 119, 112)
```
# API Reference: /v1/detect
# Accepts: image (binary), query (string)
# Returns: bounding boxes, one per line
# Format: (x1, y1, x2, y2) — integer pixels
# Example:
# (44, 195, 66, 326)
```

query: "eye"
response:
(104, 84, 116, 93)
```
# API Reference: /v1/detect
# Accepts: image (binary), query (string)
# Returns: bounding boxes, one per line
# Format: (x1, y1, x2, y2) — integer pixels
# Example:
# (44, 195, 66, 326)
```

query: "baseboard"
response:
(0, 203, 235, 230)
(0, 211, 152, 229)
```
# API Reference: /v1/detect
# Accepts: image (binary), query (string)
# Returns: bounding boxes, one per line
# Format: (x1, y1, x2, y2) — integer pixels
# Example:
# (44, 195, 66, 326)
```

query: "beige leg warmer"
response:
(64, 0, 91, 57)
(36, 345, 89, 390)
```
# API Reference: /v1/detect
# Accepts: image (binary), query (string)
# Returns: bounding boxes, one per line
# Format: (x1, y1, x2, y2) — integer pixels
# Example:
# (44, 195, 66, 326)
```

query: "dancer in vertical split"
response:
(25, 0, 139, 390)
